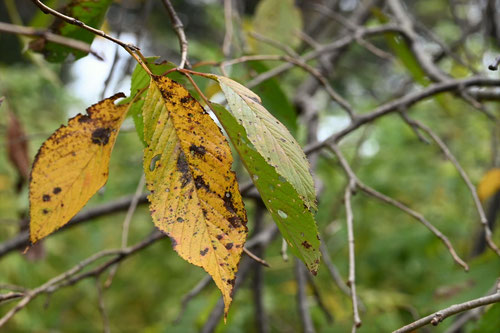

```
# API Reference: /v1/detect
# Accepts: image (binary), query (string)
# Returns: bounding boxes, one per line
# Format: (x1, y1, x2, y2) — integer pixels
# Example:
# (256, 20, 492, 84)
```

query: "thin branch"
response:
(295, 260, 316, 333)
(105, 175, 146, 287)
(243, 247, 270, 267)
(95, 278, 110, 333)
(0, 231, 164, 328)
(222, 0, 233, 57)
(0, 21, 102, 60)
(173, 275, 212, 324)
(161, 0, 189, 69)
(31, 0, 139, 52)
(305, 272, 334, 323)
(407, 118, 500, 257)
(344, 180, 362, 331)
(393, 291, 500, 333)
(329, 144, 469, 271)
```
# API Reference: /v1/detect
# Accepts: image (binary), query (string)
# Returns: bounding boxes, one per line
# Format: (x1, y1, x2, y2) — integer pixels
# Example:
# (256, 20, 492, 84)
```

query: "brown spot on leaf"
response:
(42, 209, 48, 215)
(180, 96, 191, 104)
(200, 248, 209, 256)
(194, 176, 210, 191)
(177, 151, 191, 188)
(78, 116, 91, 123)
(225, 243, 233, 250)
(301, 241, 312, 249)
(42, 194, 51, 202)
(189, 144, 206, 157)
(91, 127, 111, 145)
(53, 187, 61, 194)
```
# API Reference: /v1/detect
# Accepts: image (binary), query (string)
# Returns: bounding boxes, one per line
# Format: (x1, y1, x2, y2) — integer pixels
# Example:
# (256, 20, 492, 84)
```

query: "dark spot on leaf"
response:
(42, 209, 48, 214)
(200, 248, 209, 256)
(217, 234, 223, 240)
(225, 243, 233, 250)
(176, 217, 184, 222)
(301, 241, 312, 249)
(91, 127, 111, 145)
(42, 194, 51, 202)
(228, 216, 241, 228)
(194, 176, 210, 191)
(53, 187, 62, 194)
(180, 96, 191, 104)
(177, 152, 191, 188)
(189, 144, 206, 157)
(202, 209, 208, 217)
(311, 270, 318, 276)
(78, 116, 91, 123)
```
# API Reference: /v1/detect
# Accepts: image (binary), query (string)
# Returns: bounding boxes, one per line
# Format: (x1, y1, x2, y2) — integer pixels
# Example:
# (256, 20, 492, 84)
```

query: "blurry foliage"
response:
(1, 0, 500, 332)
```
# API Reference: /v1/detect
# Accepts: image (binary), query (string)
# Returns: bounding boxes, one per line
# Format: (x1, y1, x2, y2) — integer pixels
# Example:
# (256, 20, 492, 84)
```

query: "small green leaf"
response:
(31, 0, 113, 62)
(212, 75, 317, 212)
(212, 103, 320, 273)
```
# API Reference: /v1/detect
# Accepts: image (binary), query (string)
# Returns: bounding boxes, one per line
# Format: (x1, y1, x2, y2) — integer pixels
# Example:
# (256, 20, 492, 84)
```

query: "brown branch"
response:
(0, 231, 164, 328)
(222, 0, 233, 57)
(161, 0, 189, 69)
(329, 144, 469, 271)
(393, 291, 500, 333)
(344, 179, 362, 330)
(0, 21, 102, 60)
(295, 260, 316, 333)
(31, 0, 139, 52)
(406, 118, 500, 257)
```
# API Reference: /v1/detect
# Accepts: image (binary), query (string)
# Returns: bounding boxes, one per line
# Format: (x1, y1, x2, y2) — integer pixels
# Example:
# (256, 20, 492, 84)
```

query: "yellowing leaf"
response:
(478, 168, 500, 201)
(29, 93, 129, 243)
(142, 76, 248, 316)
(214, 75, 317, 212)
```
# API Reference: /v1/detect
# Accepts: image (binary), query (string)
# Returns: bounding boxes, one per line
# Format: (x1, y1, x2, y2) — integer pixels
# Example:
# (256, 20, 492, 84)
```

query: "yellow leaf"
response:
(143, 76, 248, 317)
(477, 168, 500, 202)
(30, 93, 129, 243)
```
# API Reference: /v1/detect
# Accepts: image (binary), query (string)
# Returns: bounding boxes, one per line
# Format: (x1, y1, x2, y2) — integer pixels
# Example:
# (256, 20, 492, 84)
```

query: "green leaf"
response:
(31, 0, 113, 62)
(248, 61, 297, 134)
(212, 75, 317, 212)
(250, 0, 303, 55)
(212, 103, 320, 273)
(120, 57, 177, 145)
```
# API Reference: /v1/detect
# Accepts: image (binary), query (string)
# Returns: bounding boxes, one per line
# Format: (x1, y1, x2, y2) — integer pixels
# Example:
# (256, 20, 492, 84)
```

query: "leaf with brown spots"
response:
(211, 103, 320, 274)
(210, 75, 317, 212)
(142, 75, 248, 317)
(29, 93, 129, 243)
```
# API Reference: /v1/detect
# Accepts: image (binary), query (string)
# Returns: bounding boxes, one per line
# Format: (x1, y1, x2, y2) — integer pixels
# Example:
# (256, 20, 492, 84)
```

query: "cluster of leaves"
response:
(26, 0, 320, 316)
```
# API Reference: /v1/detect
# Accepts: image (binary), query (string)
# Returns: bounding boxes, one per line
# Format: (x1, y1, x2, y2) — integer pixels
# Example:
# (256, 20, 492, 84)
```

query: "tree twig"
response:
(393, 291, 500, 333)
(161, 0, 189, 69)
(0, 21, 102, 60)
(295, 260, 316, 333)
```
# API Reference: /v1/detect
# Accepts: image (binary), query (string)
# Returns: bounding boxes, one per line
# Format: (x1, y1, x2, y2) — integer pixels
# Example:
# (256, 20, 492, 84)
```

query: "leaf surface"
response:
(30, 0, 113, 62)
(212, 103, 320, 273)
(30, 93, 129, 243)
(142, 76, 248, 316)
(214, 75, 317, 212)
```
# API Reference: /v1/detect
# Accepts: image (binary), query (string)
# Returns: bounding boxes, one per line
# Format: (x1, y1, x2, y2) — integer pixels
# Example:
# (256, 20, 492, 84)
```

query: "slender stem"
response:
(161, 0, 189, 69)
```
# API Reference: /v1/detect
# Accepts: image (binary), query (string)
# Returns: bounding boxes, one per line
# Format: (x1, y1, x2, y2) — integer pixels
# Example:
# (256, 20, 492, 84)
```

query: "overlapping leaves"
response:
(29, 61, 321, 316)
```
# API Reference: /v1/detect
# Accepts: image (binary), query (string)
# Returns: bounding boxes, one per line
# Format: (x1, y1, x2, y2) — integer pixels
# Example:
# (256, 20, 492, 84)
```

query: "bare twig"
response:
(407, 118, 500, 257)
(489, 56, 500, 71)
(344, 180, 362, 331)
(393, 291, 500, 333)
(305, 272, 334, 323)
(295, 260, 316, 333)
(222, 0, 233, 57)
(0, 231, 165, 328)
(243, 247, 270, 267)
(31, 0, 139, 52)
(95, 278, 110, 333)
(161, 0, 189, 69)
(329, 144, 469, 271)
(0, 21, 102, 60)
(173, 275, 212, 324)
(105, 175, 146, 287)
